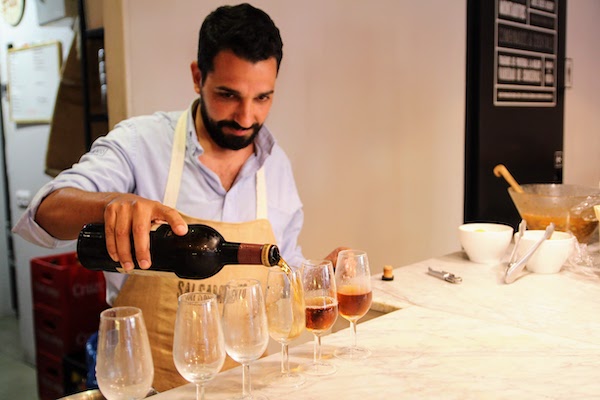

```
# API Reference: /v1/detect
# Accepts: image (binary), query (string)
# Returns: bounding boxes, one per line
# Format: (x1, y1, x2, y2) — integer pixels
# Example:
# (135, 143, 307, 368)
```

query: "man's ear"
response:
(190, 61, 202, 94)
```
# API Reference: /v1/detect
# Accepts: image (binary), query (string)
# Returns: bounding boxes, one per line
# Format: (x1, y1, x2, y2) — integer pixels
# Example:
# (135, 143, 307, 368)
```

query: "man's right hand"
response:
(35, 188, 188, 271)
(103, 194, 188, 271)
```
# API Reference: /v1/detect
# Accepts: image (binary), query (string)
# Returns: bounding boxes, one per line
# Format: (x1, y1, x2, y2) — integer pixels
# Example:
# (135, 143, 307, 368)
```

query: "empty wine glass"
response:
(96, 307, 154, 400)
(264, 268, 306, 388)
(222, 279, 269, 400)
(299, 259, 338, 376)
(334, 249, 373, 360)
(173, 292, 226, 400)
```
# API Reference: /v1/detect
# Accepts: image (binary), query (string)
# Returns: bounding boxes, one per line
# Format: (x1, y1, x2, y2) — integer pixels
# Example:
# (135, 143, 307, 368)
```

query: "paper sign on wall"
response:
(7, 41, 62, 123)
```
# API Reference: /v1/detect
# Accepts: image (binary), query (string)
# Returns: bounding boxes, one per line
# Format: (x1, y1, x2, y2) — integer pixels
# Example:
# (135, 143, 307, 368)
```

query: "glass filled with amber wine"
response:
(334, 249, 373, 359)
(299, 259, 338, 376)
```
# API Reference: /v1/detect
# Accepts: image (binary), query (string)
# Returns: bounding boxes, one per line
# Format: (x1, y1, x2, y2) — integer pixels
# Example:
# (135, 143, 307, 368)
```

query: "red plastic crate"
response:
(36, 350, 65, 400)
(31, 252, 108, 313)
(34, 303, 101, 356)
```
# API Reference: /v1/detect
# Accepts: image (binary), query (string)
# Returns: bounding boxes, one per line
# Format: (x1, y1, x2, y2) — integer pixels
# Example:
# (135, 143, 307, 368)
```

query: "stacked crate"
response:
(31, 252, 109, 400)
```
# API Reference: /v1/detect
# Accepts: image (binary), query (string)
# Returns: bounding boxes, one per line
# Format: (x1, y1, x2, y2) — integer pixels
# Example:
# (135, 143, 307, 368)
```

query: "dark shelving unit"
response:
(77, 0, 108, 151)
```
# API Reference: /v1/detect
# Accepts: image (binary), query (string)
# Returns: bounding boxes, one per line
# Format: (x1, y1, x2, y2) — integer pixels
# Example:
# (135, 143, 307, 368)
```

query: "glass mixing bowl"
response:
(508, 184, 600, 243)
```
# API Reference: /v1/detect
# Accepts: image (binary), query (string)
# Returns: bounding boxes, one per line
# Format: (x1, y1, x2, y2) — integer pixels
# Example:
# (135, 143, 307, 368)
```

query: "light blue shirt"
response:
(13, 102, 305, 289)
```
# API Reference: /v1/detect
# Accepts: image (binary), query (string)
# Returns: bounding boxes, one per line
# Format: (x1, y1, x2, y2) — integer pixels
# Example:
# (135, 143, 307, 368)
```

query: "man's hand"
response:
(324, 246, 351, 270)
(35, 188, 189, 272)
(103, 194, 188, 271)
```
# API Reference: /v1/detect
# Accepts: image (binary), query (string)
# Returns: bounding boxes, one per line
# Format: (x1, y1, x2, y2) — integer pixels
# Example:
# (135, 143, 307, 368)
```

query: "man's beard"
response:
(198, 96, 261, 150)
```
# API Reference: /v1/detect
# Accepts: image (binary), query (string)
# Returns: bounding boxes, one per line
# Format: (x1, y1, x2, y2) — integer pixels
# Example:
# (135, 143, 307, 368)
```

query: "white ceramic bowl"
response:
(516, 230, 576, 274)
(458, 223, 514, 264)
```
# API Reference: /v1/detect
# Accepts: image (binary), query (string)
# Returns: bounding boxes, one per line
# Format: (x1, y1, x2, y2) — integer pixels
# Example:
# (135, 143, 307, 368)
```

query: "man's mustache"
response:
(217, 120, 258, 131)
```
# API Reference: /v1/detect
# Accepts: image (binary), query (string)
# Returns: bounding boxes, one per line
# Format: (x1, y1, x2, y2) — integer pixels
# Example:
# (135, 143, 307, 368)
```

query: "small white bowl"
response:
(516, 230, 576, 274)
(458, 223, 514, 264)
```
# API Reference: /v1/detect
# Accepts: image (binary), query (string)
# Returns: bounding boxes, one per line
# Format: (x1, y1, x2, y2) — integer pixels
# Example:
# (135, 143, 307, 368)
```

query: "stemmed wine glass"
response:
(334, 249, 373, 360)
(173, 292, 226, 400)
(264, 268, 306, 388)
(299, 259, 338, 376)
(222, 279, 270, 400)
(96, 307, 154, 400)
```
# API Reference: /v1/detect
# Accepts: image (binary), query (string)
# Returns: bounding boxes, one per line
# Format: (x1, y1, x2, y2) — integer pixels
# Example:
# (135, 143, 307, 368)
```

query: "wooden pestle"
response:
(493, 164, 524, 193)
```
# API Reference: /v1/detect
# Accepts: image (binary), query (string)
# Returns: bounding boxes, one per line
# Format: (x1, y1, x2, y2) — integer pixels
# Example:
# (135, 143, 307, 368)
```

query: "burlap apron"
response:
(113, 110, 276, 392)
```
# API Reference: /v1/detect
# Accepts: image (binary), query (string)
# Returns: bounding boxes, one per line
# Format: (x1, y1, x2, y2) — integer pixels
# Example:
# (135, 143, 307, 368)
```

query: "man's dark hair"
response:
(197, 3, 283, 81)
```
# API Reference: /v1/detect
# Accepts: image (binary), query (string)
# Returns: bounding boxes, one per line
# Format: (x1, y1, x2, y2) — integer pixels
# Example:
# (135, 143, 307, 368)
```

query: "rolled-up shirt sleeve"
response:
(11, 181, 74, 248)
(12, 121, 140, 248)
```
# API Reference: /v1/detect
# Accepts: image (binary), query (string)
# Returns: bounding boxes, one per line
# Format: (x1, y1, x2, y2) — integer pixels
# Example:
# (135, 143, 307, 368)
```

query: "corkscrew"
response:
(427, 267, 462, 284)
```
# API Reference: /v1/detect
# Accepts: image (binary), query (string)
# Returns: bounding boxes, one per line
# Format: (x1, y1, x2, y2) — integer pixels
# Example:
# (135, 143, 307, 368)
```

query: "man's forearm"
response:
(35, 188, 119, 240)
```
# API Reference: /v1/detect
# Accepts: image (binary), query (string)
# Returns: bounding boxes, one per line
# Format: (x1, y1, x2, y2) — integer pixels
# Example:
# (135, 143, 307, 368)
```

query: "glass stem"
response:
(242, 363, 251, 397)
(196, 383, 205, 400)
(351, 320, 357, 347)
(314, 334, 322, 363)
(281, 342, 290, 374)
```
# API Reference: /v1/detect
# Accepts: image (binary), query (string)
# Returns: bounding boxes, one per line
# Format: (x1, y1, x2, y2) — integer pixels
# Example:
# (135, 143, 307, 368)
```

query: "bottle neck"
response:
(263, 244, 281, 266)
(225, 242, 280, 266)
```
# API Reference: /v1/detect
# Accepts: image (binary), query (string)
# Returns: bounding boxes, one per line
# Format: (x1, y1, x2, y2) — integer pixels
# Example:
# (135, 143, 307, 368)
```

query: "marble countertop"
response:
(371, 250, 600, 345)
(151, 249, 600, 399)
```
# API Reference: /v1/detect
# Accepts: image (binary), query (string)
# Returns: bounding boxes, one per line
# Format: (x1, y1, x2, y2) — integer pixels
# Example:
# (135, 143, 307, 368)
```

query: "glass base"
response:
(230, 392, 268, 400)
(264, 371, 306, 388)
(334, 345, 372, 360)
(299, 361, 337, 376)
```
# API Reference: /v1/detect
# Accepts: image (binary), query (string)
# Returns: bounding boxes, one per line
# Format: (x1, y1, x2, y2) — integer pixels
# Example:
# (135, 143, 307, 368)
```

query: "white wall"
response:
(0, 1, 75, 363)
(112, 0, 467, 274)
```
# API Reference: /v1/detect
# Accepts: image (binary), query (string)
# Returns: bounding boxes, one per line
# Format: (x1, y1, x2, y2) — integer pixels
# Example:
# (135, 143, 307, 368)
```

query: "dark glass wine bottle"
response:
(76, 223, 281, 279)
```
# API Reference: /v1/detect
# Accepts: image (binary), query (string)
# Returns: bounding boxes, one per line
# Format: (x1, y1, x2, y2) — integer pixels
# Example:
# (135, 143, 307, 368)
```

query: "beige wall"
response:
(564, 1, 600, 188)
(105, 0, 466, 274)
(104, 0, 600, 275)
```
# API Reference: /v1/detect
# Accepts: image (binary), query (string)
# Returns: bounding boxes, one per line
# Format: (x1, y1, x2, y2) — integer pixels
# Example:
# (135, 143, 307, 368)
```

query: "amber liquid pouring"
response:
(267, 258, 305, 342)
(276, 258, 292, 274)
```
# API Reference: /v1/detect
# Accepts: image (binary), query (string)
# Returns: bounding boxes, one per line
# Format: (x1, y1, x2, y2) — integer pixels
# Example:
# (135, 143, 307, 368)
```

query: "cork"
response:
(382, 265, 394, 281)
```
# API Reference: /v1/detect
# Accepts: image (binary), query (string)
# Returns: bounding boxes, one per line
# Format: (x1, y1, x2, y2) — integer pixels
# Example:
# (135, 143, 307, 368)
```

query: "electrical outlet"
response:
(565, 58, 573, 88)
(15, 189, 31, 208)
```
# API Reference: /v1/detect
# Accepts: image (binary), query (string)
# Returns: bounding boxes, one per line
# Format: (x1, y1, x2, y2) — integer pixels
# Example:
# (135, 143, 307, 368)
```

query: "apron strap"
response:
(162, 111, 188, 208)
(163, 108, 268, 218)
(256, 166, 267, 219)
